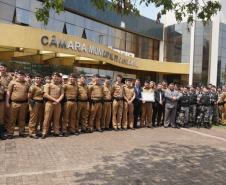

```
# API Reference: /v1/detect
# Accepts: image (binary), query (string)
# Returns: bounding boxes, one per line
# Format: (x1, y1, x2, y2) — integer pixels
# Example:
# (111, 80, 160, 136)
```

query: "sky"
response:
(137, 3, 161, 20)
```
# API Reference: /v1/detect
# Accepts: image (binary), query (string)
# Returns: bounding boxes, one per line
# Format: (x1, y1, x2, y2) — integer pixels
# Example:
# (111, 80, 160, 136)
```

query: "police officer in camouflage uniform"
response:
(189, 86, 197, 127)
(177, 87, 190, 128)
(210, 87, 220, 125)
(197, 87, 212, 128)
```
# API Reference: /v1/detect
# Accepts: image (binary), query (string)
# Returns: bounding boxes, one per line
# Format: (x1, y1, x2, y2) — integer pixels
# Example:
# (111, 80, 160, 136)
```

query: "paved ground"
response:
(0, 127, 226, 185)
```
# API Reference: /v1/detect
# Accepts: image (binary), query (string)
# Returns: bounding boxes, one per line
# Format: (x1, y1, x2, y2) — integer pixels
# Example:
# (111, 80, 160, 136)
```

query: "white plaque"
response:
(141, 92, 155, 102)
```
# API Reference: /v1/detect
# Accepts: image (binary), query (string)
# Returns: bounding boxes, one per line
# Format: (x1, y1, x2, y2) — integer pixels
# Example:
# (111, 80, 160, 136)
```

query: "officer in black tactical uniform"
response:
(210, 87, 219, 125)
(177, 87, 190, 128)
(189, 86, 197, 127)
(197, 87, 212, 129)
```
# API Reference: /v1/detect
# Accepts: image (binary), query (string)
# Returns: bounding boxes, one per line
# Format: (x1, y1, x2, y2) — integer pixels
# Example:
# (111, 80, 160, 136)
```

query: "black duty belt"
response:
(190, 103, 196, 106)
(113, 97, 124, 101)
(77, 99, 88, 102)
(66, 99, 77, 102)
(12, 100, 28, 103)
(33, 100, 44, 103)
(90, 99, 102, 104)
(103, 99, 112, 102)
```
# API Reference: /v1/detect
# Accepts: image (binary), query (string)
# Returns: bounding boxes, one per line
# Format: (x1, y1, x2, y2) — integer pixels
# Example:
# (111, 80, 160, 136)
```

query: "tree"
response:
(35, 0, 221, 25)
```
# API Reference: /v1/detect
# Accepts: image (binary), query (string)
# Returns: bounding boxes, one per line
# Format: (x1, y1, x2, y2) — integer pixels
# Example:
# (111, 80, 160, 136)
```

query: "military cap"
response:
(62, 75, 69, 79)
(69, 73, 77, 78)
(34, 73, 43, 78)
(52, 72, 61, 77)
(17, 70, 25, 76)
(0, 62, 6, 67)
(44, 76, 51, 80)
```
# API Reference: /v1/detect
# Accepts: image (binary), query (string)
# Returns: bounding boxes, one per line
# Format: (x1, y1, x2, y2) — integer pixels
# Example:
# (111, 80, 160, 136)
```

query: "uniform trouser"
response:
(141, 102, 153, 127)
(180, 106, 189, 126)
(77, 102, 89, 130)
(189, 105, 197, 123)
(8, 102, 27, 135)
(212, 104, 219, 124)
(203, 106, 212, 126)
(122, 101, 134, 129)
(152, 103, 157, 125)
(224, 104, 226, 122)
(42, 102, 61, 135)
(88, 102, 102, 129)
(112, 99, 123, 129)
(28, 102, 44, 135)
(101, 102, 112, 129)
(152, 103, 164, 126)
(133, 100, 141, 127)
(164, 107, 177, 127)
(4, 104, 10, 129)
(0, 101, 4, 124)
(218, 105, 223, 122)
(62, 101, 77, 133)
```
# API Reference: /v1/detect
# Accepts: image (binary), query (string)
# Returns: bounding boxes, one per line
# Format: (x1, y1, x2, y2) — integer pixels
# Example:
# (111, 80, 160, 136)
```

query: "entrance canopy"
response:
(0, 23, 189, 74)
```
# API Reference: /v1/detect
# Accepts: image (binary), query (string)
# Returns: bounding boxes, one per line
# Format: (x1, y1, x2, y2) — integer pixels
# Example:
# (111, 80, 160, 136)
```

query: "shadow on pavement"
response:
(73, 142, 226, 185)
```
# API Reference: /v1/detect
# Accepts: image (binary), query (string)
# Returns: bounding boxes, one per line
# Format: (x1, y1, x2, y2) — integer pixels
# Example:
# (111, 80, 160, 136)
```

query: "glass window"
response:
(54, 11, 65, 22)
(44, 18, 64, 32)
(16, 7, 31, 25)
(0, 0, 15, 6)
(74, 14, 85, 27)
(84, 18, 103, 33)
(30, 12, 42, 28)
(0, 2, 15, 22)
(65, 12, 85, 26)
(86, 29, 107, 44)
(153, 40, 159, 60)
(112, 37, 125, 51)
(65, 11, 76, 24)
(16, 0, 30, 10)
(30, 0, 42, 12)
(126, 41, 133, 53)
(66, 23, 83, 37)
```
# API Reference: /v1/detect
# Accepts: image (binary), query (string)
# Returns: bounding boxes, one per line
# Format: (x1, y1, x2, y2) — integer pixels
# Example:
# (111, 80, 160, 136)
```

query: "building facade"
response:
(0, 0, 189, 83)
(164, 0, 226, 86)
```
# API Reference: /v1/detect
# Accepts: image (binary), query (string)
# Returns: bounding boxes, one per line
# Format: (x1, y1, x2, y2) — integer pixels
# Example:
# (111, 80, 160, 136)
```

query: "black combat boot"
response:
(0, 124, 7, 140)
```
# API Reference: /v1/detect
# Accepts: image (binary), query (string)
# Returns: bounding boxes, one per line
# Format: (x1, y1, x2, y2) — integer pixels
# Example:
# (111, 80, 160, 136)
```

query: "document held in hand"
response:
(141, 92, 155, 102)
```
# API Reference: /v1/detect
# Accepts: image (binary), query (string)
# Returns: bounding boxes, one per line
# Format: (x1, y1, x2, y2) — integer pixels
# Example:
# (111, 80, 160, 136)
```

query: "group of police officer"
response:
(175, 85, 224, 129)
(0, 62, 225, 140)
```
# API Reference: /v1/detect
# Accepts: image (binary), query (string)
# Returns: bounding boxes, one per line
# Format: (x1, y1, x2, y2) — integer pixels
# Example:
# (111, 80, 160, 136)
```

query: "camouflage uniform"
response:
(197, 93, 212, 128)
(210, 92, 219, 125)
(189, 92, 197, 126)
(176, 92, 190, 127)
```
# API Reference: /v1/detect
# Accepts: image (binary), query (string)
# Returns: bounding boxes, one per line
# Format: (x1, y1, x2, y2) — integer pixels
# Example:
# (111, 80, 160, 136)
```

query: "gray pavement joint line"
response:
(181, 128, 226, 142)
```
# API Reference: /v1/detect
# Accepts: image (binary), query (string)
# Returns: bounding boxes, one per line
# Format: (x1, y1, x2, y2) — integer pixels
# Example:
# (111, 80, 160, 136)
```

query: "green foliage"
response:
(35, 0, 64, 25)
(35, 0, 221, 25)
(139, 0, 221, 24)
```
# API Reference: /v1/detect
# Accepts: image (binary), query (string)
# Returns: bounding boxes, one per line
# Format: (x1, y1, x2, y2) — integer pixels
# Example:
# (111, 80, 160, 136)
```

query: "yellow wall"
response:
(0, 23, 189, 74)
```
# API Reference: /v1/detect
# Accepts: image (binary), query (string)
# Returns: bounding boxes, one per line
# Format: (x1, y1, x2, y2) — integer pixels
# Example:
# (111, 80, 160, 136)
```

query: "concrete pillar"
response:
(159, 40, 164, 62)
(209, 13, 220, 86)
(189, 23, 195, 85)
